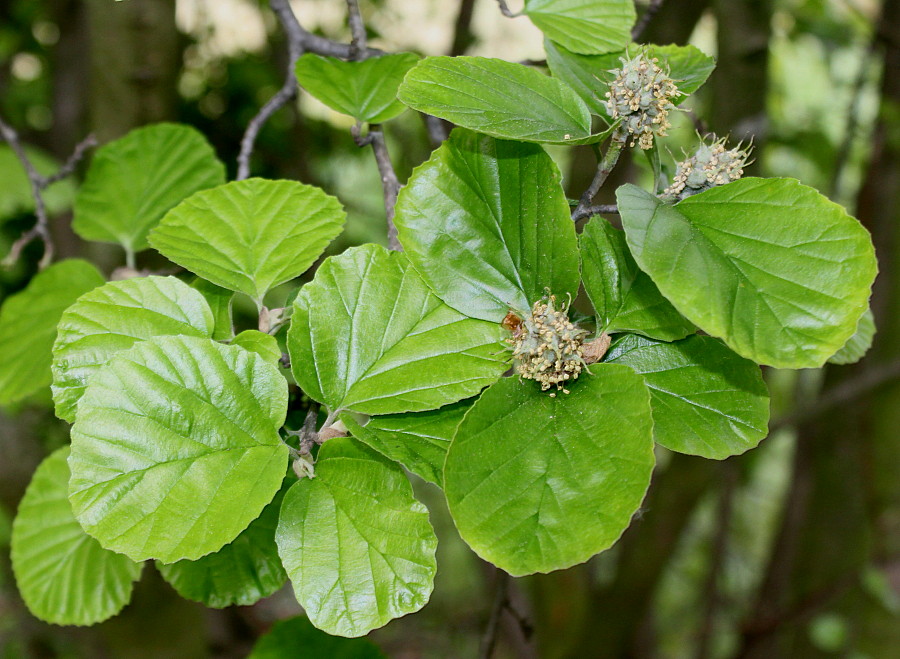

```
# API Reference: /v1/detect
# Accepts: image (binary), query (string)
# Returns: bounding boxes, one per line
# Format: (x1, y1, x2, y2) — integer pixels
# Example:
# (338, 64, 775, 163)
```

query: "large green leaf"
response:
(605, 334, 769, 459)
(248, 616, 386, 659)
(276, 438, 437, 637)
(616, 179, 877, 368)
(580, 217, 694, 341)
(545, 41, 716, 117)
(398, 57, 598, 144)
(52, 276, 216, 423)
(0, 259, 105, 406)
(829, 307, 875, 365)
(444, 367, 655, 575)
(11, 447, 142, 626)
(156, 480, 288, 608)
(149, 178, 346, 305)
(287, 244, 507, 415)
(340, 398, 474, 486)
(394, 130, 580, 321)
(72, 123, 225, 255)
(295, 53, 419, 123)
(0, 145, 76, 221)
(524, 0, 635, 55)
(69, 336, 289, 563)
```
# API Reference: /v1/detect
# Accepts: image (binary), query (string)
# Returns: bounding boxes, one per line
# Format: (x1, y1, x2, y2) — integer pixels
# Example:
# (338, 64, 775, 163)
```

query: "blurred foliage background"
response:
(1, 1, 899, 657)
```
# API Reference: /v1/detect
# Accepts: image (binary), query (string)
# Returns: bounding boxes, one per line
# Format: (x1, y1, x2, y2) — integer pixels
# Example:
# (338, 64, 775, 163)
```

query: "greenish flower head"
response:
(605, 53, 680, 150)
(664, 136, 753, 200)
(506, 293, 589, 395)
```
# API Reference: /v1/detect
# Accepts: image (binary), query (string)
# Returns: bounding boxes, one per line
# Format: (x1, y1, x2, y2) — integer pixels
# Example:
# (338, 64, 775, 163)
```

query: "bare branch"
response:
(632, 0, 666, 41)
(571, 204, 619, 222)
(345, 0, 367, 60)
(572, 130, 627, 221)
(352, 124, 402, 251)
(450, 0, 478, 56)
(43, 134, 98, 186)
(495, 0, 516, 18)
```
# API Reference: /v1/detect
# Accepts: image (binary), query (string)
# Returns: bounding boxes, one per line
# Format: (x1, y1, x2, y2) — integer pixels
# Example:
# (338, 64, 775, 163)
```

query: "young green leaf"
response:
(0, 145, 76, 221)
(69, 336, 289, 563)
(156, 480, 288, 608)
(288, 244, 507, 415)
(394, 129, 580, 321)
(340, 398, 474, 486)
(444, 367, 655, 576)
(617, 179, 877, 368)
(72, 123, 225, 256)
(11, 447, 142, 626)
(605, 334, 770, 459)
(0, 259, 105, 406)
(524, 0, 635, 56)
(231, 330, 282, 366)
(580, 217, 695, 341)
(191, 278, 235, 341)
(248, 616, 386, 659)
(295, 52, 419, 123)
(398, 57, 598, 144)
(149, 178, 346, 305)
(828, 307, 875, 365)
(276, 438, 437, 638)
(52, 276, 216, 422)
(545, 41, 716, 117)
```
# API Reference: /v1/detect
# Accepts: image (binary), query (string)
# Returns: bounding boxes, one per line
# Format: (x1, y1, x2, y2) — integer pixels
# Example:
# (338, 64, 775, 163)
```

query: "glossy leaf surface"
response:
(73, 123, 225, 254)
(0, 259, 105, 406)
(288, 244, 507, 415)
(69, 336, 289, 563)
(231, 330, 282, 366)
(296, 53, 419, 123)
(52, 276, 215, 422)
(580, 217, 694, 341)
(524, 0, 635, 55)
(276, 438, 437, 637)
(444, 368, 655, 575)
(398, 57, 596, 144)
(605, 334, 769, 458)
(12, 447, 142, 625)
(149, 178, 346, 303)
(394, 130, 580, 321)
(617, 179, 877, 368)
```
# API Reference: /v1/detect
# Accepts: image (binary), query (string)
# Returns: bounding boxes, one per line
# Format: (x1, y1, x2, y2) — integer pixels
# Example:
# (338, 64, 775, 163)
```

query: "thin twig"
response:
(632, 0, 666, 41)
(495, 0, 515, 18)
(345, 0, 367, 60)
(297, 404, 320, 456)
(450, 0, 478, 56)
(572, 130, 627, 221)
(352, 123, 402, 251)
(1, 116, 96, 269)
(571, 204, 619, 221)
(479, 569, 510, 659)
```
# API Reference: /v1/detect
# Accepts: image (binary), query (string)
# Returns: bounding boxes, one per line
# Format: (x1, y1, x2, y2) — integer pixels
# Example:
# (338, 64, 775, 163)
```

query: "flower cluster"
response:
(605, 53, 680, 150)
(505, 293, 589, 396)
(663, 136, 752, 200)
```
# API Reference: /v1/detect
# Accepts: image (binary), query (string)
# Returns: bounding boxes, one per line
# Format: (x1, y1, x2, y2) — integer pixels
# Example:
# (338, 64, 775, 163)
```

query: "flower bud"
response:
(605, 53, 680, 150)
(663, 136, 753, 201)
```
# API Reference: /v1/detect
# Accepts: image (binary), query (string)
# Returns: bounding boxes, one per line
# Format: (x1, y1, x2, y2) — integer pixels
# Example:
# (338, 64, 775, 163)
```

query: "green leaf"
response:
(524, 0, 635, 55)
(829, 307, 875, 365)
(0, 145, 76, 221)
(73, 123, 225, 255)
(616, 179, 878, 368)
(398, 57, 600, 144)
(394, 129, 580, 321)
(444, 367, 655, 575)
(69, 335, 289, 563)
(605, 334, 770, 459)
(156, 480, 288, 608)
(11, 447, 142, 626)
(192, 278, 235, 341)
(295, 53, 419, 123)
(340, 398, 474, 486)
(580, 217, 694, 341)
(149, 178, 346, 304)
(52, 276, 216, 423)
(248, 616, 386, 659)
(232, 330, 282, 366)
(545, 41, 716, 117)
(287, 244, 507, 415)
(0, 259, 105, 406)
(276, 438, 437, 637)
